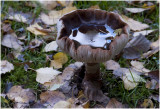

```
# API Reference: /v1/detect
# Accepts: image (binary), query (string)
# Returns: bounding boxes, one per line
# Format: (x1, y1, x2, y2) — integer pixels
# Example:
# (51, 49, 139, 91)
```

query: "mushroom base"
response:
(82, 63, 109, 102)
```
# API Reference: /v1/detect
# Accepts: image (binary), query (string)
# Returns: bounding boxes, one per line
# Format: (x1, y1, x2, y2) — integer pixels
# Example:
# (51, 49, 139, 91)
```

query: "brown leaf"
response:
(123, 34, 151, 59)
(7, 85, 35, 108)
(89, 5, 100, 9)
(27, 23, 49, 36)
(40, 91, 65, 108)
(148, 70, 159, 82)
(131, 61, 150, 73)
(121, 15, 149, 31)
(106, 98, 125, 108)
(104, 60, 120, 70)
(141, 99, 154, 108)
(40, 6, 77, 25)
(145, 79, 158, 90)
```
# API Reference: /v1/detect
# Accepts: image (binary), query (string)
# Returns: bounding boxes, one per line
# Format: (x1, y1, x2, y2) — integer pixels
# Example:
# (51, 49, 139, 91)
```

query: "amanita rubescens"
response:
(56, 9, 130, 102)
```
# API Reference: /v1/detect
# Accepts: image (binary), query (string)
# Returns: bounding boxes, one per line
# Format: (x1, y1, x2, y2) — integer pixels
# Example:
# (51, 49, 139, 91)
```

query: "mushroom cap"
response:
(56, 9, 130, 63)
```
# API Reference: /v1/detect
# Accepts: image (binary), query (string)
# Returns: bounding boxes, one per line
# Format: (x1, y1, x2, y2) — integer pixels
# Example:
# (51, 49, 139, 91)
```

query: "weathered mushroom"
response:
(56, 9, 130, 102)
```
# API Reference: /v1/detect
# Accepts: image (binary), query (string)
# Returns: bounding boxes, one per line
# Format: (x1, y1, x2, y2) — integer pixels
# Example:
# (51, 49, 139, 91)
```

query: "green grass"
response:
(1, 1, 159, 108)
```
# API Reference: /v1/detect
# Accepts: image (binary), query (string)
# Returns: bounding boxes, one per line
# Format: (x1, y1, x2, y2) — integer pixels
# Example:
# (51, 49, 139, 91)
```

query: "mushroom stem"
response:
(85, 63, 101, 80)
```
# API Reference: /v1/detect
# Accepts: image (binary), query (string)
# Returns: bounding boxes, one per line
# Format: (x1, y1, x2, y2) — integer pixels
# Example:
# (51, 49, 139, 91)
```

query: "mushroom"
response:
(56, 9, 130, 102)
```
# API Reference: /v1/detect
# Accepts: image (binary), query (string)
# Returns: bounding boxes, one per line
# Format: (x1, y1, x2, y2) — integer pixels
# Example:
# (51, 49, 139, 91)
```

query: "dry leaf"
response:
(29, 38, 43, 49)
(57, 1, 73, 7)
(141, 99, 154, 108)
(38, 1, 57, 10)
(2, 22, 12, 32)
(125, 8, 149, 13)
(44, 62, 83, 93)
(149, 95, 160, 102)
(40, 6, 77, 25)
(2, 33, 23, 50)
(104, 60, 120, 70)
(123, 34, 151, 59)
(121, 15, 149, 31)
(133, 30, 155, 37)
(7, 85, 35, 108)
(40, 91, 65, 108)
(106, 98, 125, 108)
(53, 100, 71, 108)
(36, 67, 62, 84)
(145, 79, 158, 90)
(131, 61, 151, 73)
(148, 70, 159, 82)
(89, 5, 100, 9)
(50, 52, 68, 69)
(122, 71, 146, 90)
(43, 41, 58, 52)
(1, 60, 14, 74)
(27, 23, 48, 36)
(141, 37, 159, 59)
(7, 8, 36, 24)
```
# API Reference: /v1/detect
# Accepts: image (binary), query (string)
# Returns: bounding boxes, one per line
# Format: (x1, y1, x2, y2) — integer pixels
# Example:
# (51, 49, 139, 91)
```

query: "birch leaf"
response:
(121, 15, 149, 31)
(36, 67, 62, 84)
(50, 52, 68, 69)
(43, 41, 58, 52)
(26, 23, 48, 36)
(125, 8, 149, 13)
(0, 60, 14, 74)
(40, 6, 77, 25)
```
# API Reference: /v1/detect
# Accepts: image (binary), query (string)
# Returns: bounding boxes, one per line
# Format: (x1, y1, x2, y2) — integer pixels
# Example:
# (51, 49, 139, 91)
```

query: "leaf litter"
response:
(0, 60, 14, 74)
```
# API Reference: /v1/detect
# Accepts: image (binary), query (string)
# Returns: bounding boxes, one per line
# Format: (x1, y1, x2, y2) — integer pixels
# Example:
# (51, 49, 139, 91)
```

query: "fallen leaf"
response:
(43, 41, 58, 52)
(133, 30, 155, 37)
(0, 60, 14, 74)
(36, 67, 62, 84)
(29, 38, 43, 49)
(122, 71, 146, 90)
(141, 37, 159, 59)
(121, 15, 149, 31)
(2, 33, 23, 50)
(145, 79, 158, 90)
(104, 60, 120, 70)
(53, 100, 71, 108)
(131, 61, 150, 73)
(7, 85, 35, 108)
(106, 98, 125, 108)
(44, 62, 83, 93)
(141, 99, 154, 108)
(149, 95, 160, 102)
(150, 37, 159, 49)
(27, 23, 48, 36)
(40, 91, 65, 108)
(141, 47, 159, 59)
(89, 5, 100, 9)
(125, 8, 149, 13)
(57, 1, 73, 7)
(2, 22, 12, 33)
(123, 34, 151, 59)
(148, 70, 159, 82)
(38, 1, 58, 10)
(39, 6, 77, 25)
(6, 7, 38, 24)
(50, 52, 68, 69)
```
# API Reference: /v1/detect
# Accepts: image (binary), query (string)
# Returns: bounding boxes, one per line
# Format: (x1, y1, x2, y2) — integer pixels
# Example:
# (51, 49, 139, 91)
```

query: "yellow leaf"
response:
(26, 23, 48, 36)
(51, 52, 68, 69)
(141, 99, 154, 108)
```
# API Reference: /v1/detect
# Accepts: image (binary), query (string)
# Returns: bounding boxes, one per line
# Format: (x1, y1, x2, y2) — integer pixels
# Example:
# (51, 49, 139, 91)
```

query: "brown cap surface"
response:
(56, 9, 130, 63)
